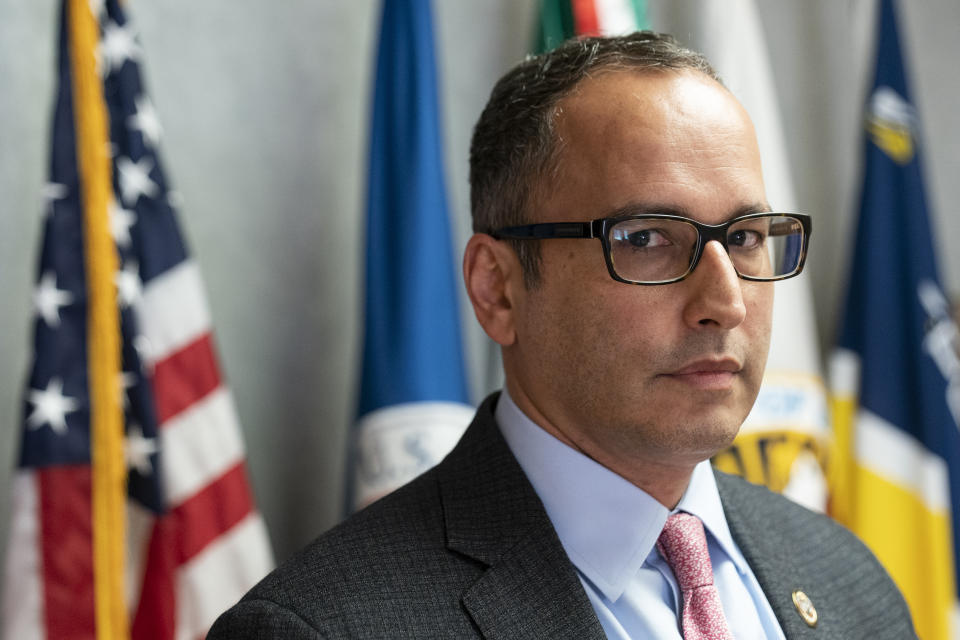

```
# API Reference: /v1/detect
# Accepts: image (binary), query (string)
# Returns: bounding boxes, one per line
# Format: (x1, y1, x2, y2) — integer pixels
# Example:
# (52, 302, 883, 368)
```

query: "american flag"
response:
(2, 0, 272, 638)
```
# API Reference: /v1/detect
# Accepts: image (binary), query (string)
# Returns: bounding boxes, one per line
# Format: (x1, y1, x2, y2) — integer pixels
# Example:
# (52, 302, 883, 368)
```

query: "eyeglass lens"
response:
(607, 215, 805, 283)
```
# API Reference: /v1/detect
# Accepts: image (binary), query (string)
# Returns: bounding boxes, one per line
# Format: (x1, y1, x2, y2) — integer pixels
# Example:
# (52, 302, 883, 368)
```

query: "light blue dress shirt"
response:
(495, 389, 786, 639)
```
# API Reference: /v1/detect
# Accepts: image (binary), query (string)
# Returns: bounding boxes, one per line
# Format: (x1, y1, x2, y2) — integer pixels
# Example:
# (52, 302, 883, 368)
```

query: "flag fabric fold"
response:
(831, 0, 959, 637)
(351, 0, 473, 511)
(2, 1, 272, 638)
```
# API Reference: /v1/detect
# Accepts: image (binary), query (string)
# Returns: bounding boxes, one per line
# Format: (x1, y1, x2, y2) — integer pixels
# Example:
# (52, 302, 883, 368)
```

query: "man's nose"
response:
(681, 240, 747, 329)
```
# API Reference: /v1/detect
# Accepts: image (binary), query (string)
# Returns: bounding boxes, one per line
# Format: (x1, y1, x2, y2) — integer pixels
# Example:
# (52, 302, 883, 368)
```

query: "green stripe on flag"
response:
(534, 0, 576, 54)
(629, 0, 650, 30)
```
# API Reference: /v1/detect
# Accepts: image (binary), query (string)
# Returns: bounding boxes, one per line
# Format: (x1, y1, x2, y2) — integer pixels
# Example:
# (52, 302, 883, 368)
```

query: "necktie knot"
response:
(656, 512, 733, 640)
(657, 512, 714, 590)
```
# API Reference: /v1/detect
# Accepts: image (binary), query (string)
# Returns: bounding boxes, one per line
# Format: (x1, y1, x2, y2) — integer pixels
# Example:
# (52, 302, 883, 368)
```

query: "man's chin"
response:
(652, 412, 745, 461)
(605, 417, 740, 464)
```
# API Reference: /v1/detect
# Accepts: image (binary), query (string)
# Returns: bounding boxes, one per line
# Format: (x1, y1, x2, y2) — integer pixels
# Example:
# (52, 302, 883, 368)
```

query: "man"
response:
(211, 32, 915, 638)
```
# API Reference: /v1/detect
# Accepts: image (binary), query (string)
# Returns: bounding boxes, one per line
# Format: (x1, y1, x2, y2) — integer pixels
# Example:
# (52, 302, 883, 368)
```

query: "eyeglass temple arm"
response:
(492, 222, 594, 239)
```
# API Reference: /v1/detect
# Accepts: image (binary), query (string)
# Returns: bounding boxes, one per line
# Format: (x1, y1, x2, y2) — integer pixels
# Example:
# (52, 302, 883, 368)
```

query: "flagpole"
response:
(66, 0, 129, 636)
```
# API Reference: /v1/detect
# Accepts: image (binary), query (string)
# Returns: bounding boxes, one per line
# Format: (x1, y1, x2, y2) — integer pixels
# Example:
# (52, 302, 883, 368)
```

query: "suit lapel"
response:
(438, 394, 606, 640)
(716, 471, 821, 639)
(460, 531, 606, 640)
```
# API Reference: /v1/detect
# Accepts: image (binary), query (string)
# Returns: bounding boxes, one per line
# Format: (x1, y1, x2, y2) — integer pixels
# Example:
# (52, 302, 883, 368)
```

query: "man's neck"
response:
(502, 380, 699, 509)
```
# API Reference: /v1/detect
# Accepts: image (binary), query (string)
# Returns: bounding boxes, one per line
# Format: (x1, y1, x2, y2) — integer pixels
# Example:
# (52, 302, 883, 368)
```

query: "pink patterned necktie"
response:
(656, 512, 734, 640)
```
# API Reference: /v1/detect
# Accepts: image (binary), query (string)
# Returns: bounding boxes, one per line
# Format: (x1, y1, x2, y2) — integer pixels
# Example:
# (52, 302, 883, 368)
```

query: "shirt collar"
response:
(495, 388, 749, 602)
(675, 460, 752, 579)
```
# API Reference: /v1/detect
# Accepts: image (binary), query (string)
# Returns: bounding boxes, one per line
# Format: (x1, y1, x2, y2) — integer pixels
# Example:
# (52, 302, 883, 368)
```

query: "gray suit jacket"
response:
(210, 394, 916, 638)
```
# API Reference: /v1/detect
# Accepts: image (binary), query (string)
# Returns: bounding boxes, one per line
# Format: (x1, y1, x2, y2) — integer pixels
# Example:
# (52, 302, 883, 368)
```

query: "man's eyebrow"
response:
(602, 202, 773, 220)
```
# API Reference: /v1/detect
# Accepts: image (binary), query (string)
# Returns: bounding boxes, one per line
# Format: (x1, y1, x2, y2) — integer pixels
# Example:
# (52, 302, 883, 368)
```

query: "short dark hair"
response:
(469, 32, 720, 287)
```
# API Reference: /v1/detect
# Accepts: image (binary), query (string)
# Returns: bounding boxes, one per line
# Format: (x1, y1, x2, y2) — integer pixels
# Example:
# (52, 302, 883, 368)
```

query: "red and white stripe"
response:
(573, 0, 644, 37)
(131, 260, 273, 639)
(3, 467, 98, 637)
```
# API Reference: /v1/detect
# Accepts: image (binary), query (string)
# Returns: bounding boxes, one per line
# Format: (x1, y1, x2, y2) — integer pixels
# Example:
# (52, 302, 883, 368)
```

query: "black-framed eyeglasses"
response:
(492, 212, 811, 285)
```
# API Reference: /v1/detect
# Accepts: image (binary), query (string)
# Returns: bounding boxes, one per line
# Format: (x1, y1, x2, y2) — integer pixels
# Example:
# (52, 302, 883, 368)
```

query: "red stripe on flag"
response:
(152, 333, 221, 424)
(39, 466, 96, 639)
(572, 0, 600, 36)
(172, 461, 255, 565)
(132, 517, 176, 640)
(131, 462, 255, 638)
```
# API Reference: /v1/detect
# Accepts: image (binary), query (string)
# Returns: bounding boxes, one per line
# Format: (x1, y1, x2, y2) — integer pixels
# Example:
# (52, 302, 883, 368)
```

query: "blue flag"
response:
(831, 0, 959, 636)
(351, 0, 473, 510)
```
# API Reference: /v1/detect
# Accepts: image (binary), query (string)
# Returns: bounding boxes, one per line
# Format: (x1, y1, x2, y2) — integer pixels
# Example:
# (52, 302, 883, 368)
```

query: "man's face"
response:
(504, 70, 774, 476)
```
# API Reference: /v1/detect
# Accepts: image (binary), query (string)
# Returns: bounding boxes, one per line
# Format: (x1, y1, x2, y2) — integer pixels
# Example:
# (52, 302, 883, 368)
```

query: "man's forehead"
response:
(532, 67, 766, 225)
(554, 68, 738, 133)
(601, 200, 773, 221)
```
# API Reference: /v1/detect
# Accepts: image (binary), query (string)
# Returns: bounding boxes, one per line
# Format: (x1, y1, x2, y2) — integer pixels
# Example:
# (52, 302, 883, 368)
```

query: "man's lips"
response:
(661, 358, 742, 389)
(669, 358, 742, 376)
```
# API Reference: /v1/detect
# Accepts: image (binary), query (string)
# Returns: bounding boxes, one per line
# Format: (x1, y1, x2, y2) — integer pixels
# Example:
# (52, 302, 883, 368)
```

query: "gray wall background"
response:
(1, 0, 959, 564)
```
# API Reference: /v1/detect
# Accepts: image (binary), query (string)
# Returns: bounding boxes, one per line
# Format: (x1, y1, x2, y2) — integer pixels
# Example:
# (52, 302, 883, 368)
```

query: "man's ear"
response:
(463, 233, 521, 346)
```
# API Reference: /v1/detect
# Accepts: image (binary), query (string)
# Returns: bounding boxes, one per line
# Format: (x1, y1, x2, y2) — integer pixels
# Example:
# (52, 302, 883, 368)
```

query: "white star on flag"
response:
(97, 20, 141, 75)
(109, 200, 137, 248)
(34, 271, 74, 328)
(132, 335, 158, 375)
(27, 378, 80, 435)
(125, 423, 158, 475)
(115, 260, 142, 308)
(116, 156, 158, 205)
(41, 182, 68, 217)
(88, 0, 105, 19)
(119, 370, 138, 408)
(127, 95, 163, 148)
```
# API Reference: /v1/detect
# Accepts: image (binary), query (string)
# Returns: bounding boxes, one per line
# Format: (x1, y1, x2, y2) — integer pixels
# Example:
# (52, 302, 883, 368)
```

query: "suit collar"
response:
(438, 393, 606, 639)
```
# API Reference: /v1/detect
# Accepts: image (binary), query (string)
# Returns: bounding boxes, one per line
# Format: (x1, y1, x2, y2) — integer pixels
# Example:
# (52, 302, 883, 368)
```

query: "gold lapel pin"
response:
(792, 590, 818, 627)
